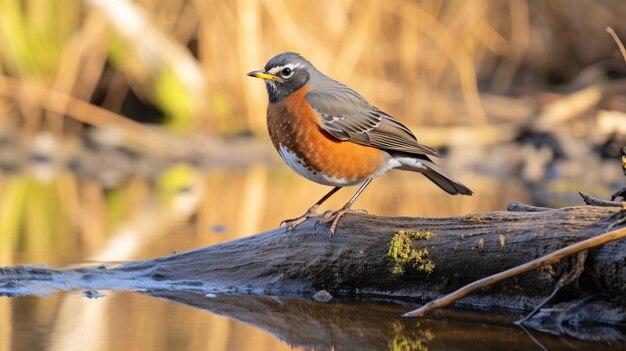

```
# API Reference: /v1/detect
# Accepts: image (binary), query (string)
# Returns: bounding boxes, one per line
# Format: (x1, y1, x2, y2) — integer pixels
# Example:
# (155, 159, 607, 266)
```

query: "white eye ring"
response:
(280, 67, 294, 79)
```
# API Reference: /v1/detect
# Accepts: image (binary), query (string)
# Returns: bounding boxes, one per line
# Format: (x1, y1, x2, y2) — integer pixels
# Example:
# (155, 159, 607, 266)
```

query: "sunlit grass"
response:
(1, 0, 622, 136)
(0, 0, 79, 80)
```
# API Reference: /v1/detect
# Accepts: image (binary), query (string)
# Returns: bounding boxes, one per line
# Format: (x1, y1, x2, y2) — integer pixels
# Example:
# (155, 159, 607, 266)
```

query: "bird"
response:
(247, 52, 472, 235)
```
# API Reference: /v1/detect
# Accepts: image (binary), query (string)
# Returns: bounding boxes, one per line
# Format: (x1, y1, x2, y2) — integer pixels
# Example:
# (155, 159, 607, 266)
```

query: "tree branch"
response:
(403, 223, 626, 317)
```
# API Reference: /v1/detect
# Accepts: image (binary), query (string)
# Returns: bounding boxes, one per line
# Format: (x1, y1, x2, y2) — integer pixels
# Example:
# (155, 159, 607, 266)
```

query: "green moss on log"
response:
(388, 230, 436, 275)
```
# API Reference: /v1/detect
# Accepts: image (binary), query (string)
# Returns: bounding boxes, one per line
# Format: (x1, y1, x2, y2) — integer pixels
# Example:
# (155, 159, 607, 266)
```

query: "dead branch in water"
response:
(403, 222, 626, 317)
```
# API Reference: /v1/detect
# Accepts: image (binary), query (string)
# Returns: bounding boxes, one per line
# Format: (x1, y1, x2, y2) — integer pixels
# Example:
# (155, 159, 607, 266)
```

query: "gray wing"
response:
(305, 90, 441, 158)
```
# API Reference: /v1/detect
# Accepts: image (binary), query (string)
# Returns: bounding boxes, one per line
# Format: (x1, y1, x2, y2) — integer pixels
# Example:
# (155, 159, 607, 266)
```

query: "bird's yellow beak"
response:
(247, 69, 278, 80)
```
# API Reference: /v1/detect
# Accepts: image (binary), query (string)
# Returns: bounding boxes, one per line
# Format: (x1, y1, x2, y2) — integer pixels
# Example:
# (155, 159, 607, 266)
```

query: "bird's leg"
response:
(318, 178, 373, 236)
(280, 186, 342, 230)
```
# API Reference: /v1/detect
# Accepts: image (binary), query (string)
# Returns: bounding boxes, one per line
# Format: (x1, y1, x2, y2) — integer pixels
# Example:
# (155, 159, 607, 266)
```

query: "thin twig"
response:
(517, 322, 549, 351)
(514, 251, 587, 325)
(607, 27, 626, 63)
(514, 282, 561, 326)
(402, 225, 626, 317)
(579, 192, 623, 207)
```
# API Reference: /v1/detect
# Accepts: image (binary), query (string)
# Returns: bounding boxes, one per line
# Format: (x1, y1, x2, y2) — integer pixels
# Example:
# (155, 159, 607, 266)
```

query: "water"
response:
(3, 165, 530, 265)
(0, 165, 622, 350)
(4, 291, 620, 351)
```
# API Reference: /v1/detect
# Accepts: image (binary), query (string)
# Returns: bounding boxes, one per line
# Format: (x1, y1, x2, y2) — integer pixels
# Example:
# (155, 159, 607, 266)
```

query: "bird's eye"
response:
(280, 67, 293, 78)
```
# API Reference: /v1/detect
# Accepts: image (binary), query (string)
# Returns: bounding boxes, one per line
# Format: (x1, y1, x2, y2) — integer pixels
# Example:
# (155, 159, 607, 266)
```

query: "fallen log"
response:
(1, 205, 624, 315)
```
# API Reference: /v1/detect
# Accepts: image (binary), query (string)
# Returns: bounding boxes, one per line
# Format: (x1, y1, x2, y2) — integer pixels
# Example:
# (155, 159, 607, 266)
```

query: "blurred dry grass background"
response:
(0, 0, 624, 264)
(1, 3, 626, 350)
(0, 0, 624, 136)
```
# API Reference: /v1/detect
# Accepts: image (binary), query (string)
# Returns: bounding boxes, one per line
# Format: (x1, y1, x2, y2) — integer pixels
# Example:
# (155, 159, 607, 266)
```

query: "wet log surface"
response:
(1, 206, 625, 315)
(127, 205, 626, 310)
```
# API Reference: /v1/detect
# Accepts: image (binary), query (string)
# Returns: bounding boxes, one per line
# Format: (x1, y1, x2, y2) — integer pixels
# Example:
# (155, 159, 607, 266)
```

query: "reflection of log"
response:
(1, 206, 625, 314)
(146, 290, 624, 349)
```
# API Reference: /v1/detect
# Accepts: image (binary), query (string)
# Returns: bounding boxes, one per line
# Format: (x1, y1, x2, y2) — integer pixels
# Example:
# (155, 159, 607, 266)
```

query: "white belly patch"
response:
(277, 144, 361, 186)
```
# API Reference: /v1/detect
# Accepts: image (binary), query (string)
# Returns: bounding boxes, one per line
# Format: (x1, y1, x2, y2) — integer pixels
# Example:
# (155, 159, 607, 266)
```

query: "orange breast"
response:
(267, 86, 385, 184)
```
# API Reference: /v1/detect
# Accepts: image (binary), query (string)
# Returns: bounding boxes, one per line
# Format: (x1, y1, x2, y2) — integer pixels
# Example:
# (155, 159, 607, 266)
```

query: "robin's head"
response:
(247, 52, 312, 103)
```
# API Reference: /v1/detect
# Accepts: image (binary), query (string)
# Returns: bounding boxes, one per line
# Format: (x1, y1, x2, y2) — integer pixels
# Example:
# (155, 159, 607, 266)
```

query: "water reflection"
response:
(5, 290, 620, 351)
(144, 291, 622, 351)
(1, 165, 530, 265)
(5, 292, 299, 351)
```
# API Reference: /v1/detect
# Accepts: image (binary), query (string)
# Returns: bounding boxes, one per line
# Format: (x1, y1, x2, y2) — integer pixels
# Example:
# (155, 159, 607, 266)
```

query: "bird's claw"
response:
(280, 207, 320, 232)
(319, 210, 335, 222)
(316, 208, 367, 236)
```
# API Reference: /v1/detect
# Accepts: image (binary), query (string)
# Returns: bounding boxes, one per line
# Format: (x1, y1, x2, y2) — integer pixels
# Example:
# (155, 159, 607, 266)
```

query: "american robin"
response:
(248, 52, 472, 235)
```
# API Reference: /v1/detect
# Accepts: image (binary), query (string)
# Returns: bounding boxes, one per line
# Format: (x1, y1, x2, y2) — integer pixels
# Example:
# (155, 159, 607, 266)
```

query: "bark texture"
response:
(1, 206, 625, 312)
(120, 205, 625, 310)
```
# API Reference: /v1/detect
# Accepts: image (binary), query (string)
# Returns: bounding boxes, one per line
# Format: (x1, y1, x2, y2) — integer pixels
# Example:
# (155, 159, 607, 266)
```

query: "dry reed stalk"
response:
(44, 12, 109, 137)
(0, 75, 194, 158)
(607, 26, 626, 62)
(490, 0, 529, 92)
(1, 1, 625, 136)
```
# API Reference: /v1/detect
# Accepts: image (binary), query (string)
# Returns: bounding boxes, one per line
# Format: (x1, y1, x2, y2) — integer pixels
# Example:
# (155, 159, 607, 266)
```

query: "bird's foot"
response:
(317, 207, 368, 236)
(280, 206, 320, 231)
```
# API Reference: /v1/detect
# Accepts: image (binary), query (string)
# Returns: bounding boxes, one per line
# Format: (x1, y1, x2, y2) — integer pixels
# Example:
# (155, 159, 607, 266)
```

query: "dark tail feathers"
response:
(401, 158, 473, 196)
